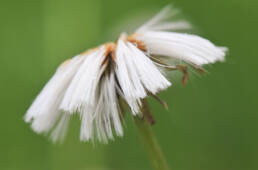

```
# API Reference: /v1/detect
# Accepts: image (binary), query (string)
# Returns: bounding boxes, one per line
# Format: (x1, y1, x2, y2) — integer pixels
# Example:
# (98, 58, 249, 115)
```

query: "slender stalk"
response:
(134, 100, 170, 170)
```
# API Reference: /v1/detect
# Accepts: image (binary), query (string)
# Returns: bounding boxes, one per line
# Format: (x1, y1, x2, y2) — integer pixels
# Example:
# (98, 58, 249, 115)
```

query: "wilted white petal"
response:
(50, 113, 70, 142)
(25, 55, 84, 134)
(60, 47, 106, 113)
(137, 31, 226, 66)
(126, 42, 171, 93)
(115, 39, 146, 114)
(80, 72, 123, 142)
(136, 6, 190, 33)
(150, 21, 191, 31)
(115, 38, 171, 114)
(103, 72, 123, 138)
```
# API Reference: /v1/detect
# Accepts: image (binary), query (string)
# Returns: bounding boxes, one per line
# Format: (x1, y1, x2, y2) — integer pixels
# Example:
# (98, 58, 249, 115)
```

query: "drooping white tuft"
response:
(58, 46, 123, 142)
(115, 38, 171, 114)
(80, 72, 123, 142)
(25, 55, 84, 135)
(25, 6, 226, 143)
(136, 6, 191, 33)
(126, 42, 171, 93)
(60, 47, 106, 113)
(115, 39, 146, 114)
(136, 31, 227, 66)
(50, 113, 70, 142)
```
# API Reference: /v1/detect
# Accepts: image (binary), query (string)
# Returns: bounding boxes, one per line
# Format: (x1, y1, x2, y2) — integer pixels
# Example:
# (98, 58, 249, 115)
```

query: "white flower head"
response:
(25, 6, 227, 143)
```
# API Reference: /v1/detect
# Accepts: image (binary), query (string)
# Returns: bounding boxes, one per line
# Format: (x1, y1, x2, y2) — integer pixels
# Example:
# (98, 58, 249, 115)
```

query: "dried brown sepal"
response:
(195, 66, 204, 74)
(150, 57, 190, 85)
(149, 56, 169, 66)
(188, 63, 205, 74)
(149, 93, 168, 110)
(141, 99, 155, 125)
(176, 65, 188, 85)
(163, 64, 188, 85)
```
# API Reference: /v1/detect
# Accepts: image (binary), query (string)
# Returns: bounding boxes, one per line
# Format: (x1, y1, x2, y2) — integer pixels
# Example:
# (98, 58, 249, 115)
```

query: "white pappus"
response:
(25, 6, 227, 143)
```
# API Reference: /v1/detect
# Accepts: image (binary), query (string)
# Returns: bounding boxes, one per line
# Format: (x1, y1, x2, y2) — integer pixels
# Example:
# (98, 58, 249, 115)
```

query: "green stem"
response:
(134, 100, 170, 170)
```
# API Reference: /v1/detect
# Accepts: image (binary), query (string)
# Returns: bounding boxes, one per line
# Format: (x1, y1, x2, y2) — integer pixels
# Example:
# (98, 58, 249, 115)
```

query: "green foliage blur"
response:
(0, 0, 257, 170)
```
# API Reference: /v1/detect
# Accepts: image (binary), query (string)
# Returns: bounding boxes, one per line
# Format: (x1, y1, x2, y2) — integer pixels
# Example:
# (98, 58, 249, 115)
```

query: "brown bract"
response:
(102, 42, 117, 65)
(58, 33, 147, 70)
(127, 33, 147, 52)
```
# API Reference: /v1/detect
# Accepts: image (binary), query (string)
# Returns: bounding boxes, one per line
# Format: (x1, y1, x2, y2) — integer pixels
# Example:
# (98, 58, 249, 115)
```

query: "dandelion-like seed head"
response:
(25, 6, 227, 143)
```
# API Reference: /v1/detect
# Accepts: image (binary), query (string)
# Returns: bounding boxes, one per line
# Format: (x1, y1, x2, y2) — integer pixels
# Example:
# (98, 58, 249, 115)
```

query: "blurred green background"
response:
(0, 0, 257, 170)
